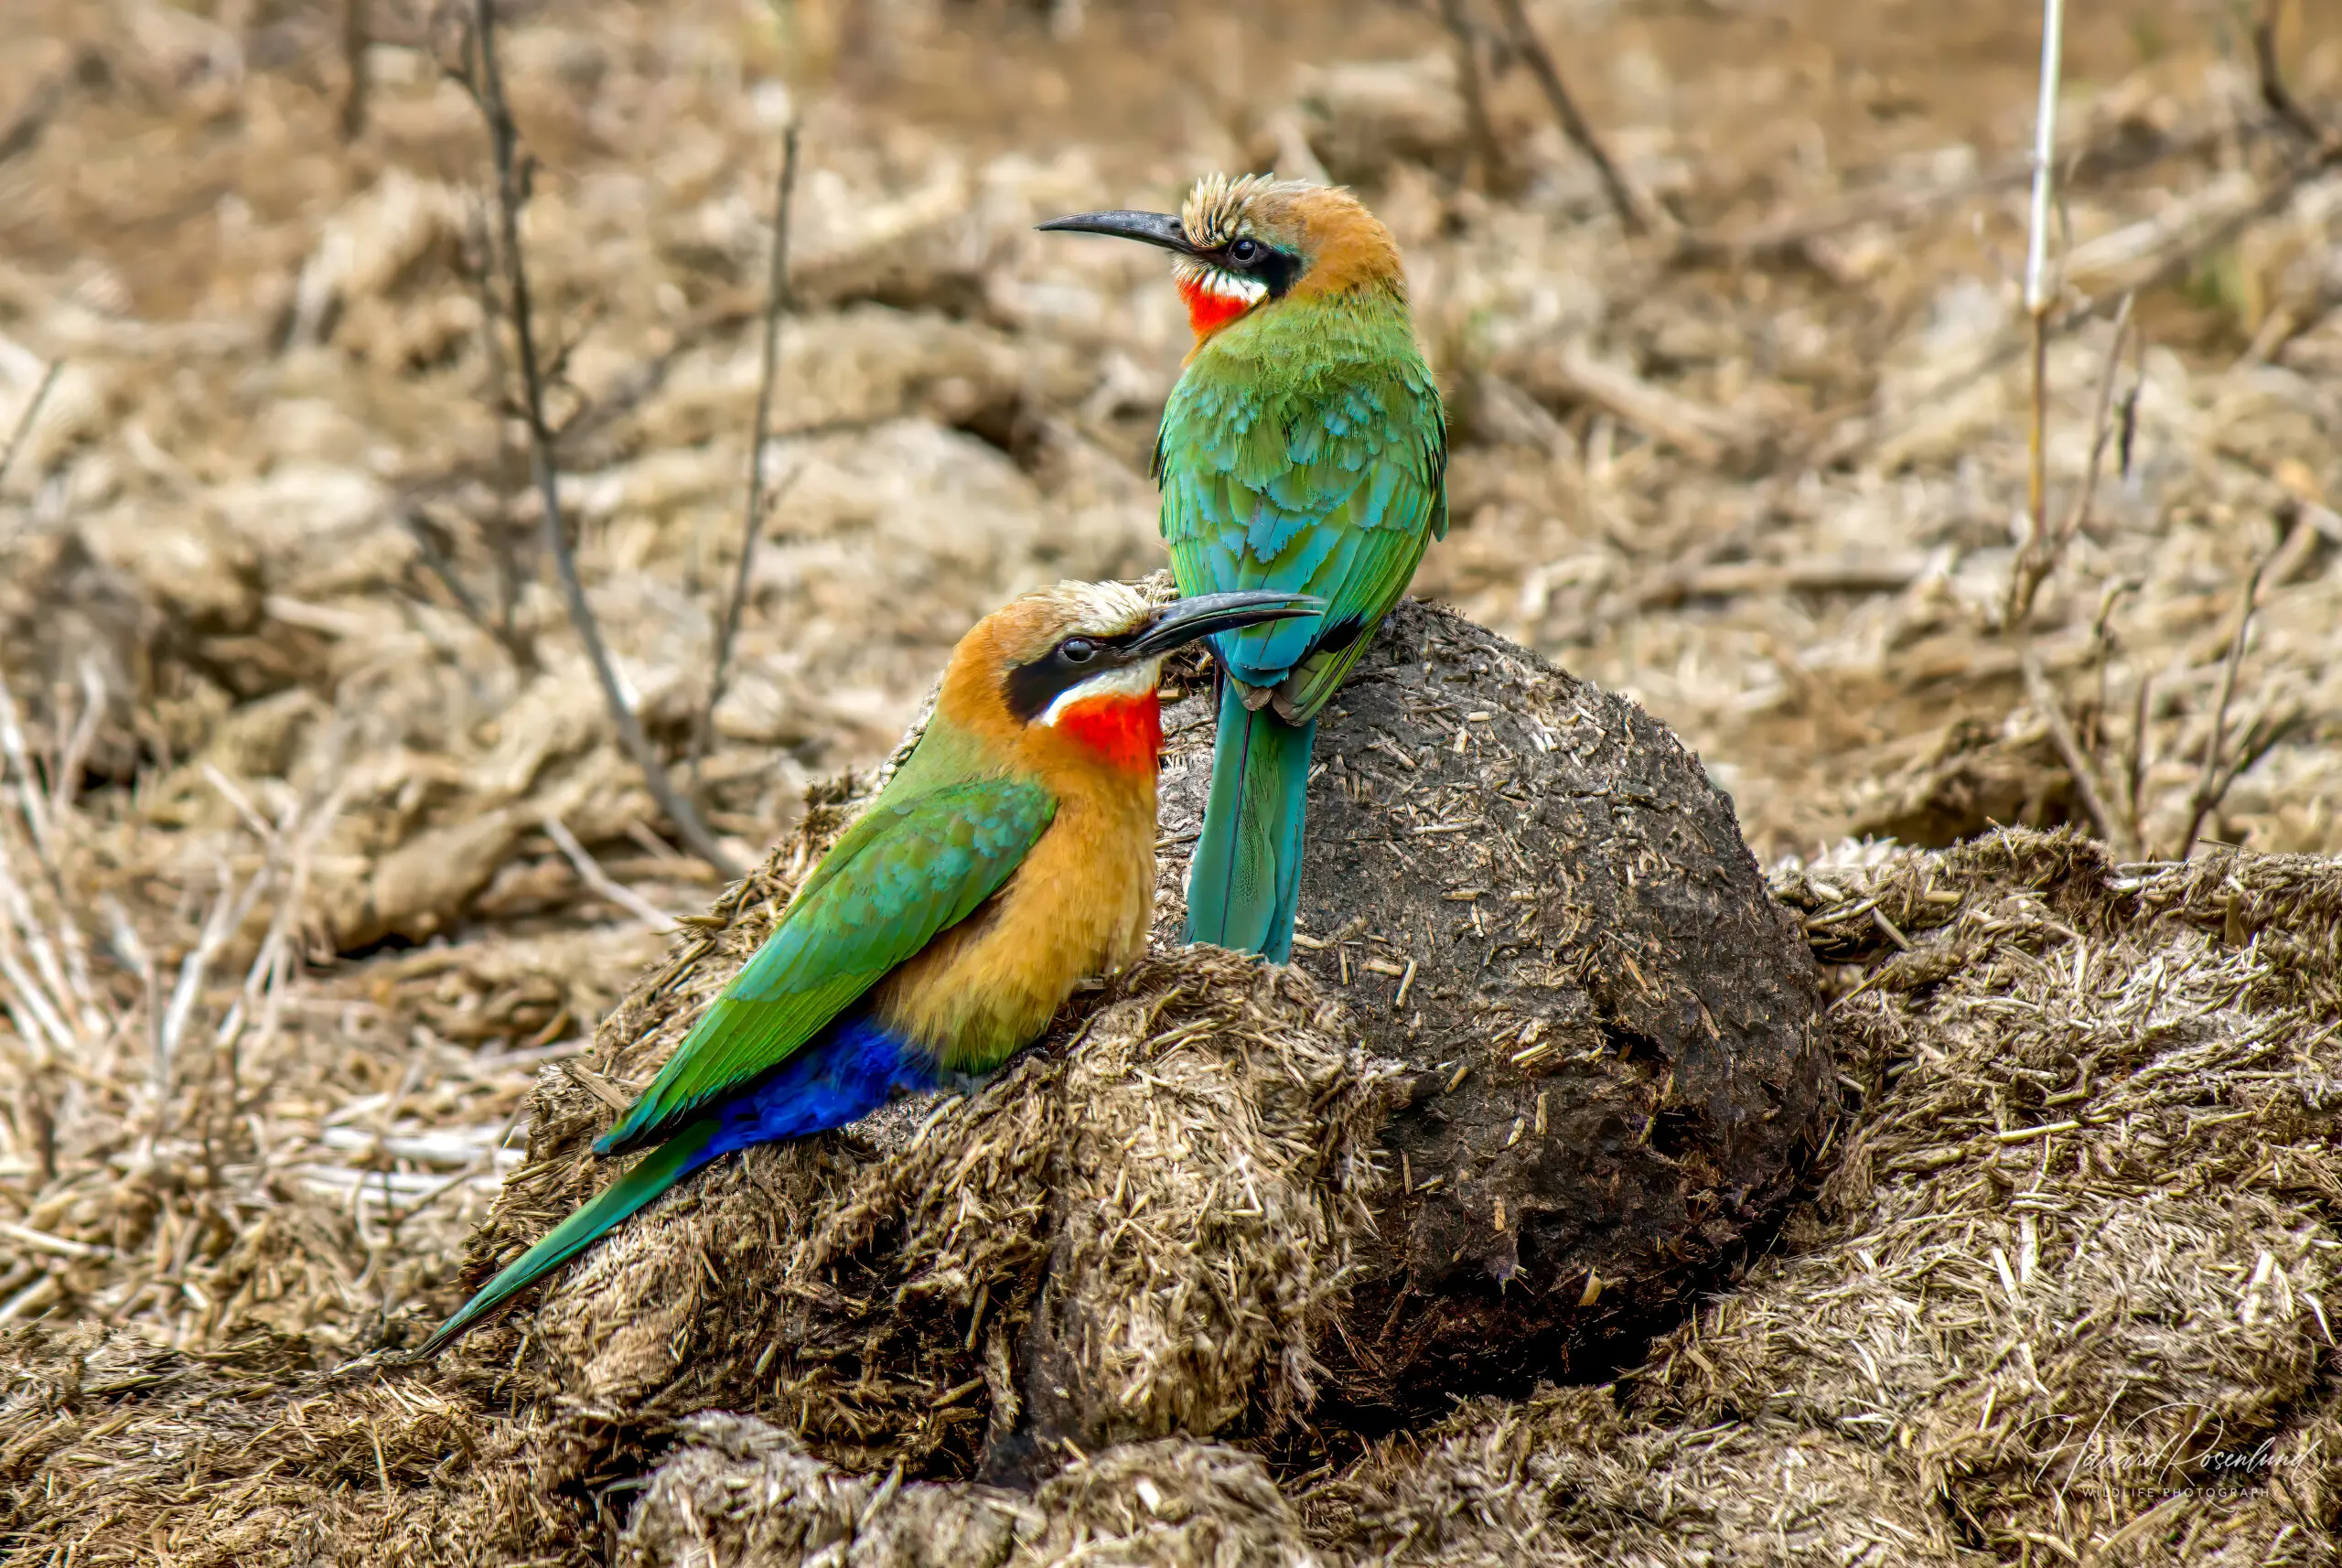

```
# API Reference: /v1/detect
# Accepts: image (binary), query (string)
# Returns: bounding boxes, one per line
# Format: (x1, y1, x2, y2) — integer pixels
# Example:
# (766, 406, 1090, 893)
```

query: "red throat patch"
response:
(1176, 274, 1253, 339)
(1053, 692, 1163, 773)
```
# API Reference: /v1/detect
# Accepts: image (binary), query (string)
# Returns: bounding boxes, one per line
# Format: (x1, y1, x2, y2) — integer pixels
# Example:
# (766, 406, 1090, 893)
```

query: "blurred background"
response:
(0, 0, 2338, 1350)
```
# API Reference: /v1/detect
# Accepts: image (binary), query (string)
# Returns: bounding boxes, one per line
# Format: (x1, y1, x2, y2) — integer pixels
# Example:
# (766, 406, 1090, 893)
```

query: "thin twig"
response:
(2174, 561, 2266, 862)
(0, 917, 74, 1065)
(0, 359, 63, 492)
(40, 663, 107, 1043)
(156, 854, 273, 1134)
(2202, 688, 2291, 801)
(466, 0, 742, 879)
(460, 202, 531, 647)
(50, 657, 103, 822)
(2088, 576, 2140, 840)
(2256, 0, 2342, 157)
(216, 746, 350, 1116)
(1488, 0, 1648, 232)
(2115, 317, 2143, 478)
(339, 0, 370, 143)
(2023, 650, 2133, 860)
(0, 673, 54, 863)
(543, 814, 678, 933)
(400, 532, 526, 676)
(2010, 0, 2066, 633)
(2007, 293, 2133, 626)
(0, 840, 84, 1055)
(692, 122, 801, 783)
(1435, 0, 1509, 194)
(2053, 291, 2134, 554)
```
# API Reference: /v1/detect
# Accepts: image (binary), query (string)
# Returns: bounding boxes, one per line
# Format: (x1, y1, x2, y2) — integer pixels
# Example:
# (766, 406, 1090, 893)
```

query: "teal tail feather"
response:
(414, 1120, 720, 1358)
(1185, 679, 1316, 962)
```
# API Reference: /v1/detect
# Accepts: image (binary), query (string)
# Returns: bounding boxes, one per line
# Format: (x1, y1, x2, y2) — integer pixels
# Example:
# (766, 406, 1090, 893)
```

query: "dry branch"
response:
(464, 0, 742, 880)
(1682, 556, 1925, 599)
(0, 358, 61, 491)
(2006, 294, 2133, 628)
(456, 203, 532, 650)
(2174, 561, 2267, 862)
(693, 122, 802, 783)
(1434, 0, 1509, 194)
(1488, 0, 1649, 232)
(544, 813, 679, 934)
(1544, 341, 1755, 465)
(2022, 649, 2133, 861)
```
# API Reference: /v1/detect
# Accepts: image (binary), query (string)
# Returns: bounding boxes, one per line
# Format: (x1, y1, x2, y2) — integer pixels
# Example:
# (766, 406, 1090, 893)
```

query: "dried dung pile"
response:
(553, 832, 2342, 1566)
(1153, 596, 1830, 1411)
(445, 940, 1389, 1483)
(3, 941, 1387, 1564)
(16, 660, 2338, 1564)
(1316, 829, 2342, 1566)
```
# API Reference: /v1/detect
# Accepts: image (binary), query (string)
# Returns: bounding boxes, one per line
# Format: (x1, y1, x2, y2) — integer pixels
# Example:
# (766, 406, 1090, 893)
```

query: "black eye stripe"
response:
(1002, 632, 1139, 722)
(1216, 241, 1302, 298)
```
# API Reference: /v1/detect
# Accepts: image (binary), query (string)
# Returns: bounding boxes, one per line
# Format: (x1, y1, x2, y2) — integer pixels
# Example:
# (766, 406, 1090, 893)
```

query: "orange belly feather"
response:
(867, 696, 1163, 1071)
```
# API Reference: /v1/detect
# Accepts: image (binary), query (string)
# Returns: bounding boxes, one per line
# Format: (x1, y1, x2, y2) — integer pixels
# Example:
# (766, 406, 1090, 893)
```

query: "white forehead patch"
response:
(1040, 660, 1161, 728)
(1023, 579, 1152, 640)
(1181, 170, 1283, 248)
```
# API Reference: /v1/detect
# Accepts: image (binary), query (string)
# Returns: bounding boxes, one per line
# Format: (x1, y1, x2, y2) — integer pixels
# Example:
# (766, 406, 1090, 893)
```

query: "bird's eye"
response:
(1228, 237, 1260, 263)
(1061, 637, 1097, 664)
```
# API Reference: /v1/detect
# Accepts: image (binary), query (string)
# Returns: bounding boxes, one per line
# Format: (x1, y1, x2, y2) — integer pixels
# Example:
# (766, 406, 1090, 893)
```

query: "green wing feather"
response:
(1161, 300, 1447, 961)
(596, 778, 1055, 1156)
(1156, 312, 1446, 721)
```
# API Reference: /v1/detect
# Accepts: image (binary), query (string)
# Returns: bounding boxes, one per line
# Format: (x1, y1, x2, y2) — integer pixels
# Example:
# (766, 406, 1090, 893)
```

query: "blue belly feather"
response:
(701, 1010, 951, 1158)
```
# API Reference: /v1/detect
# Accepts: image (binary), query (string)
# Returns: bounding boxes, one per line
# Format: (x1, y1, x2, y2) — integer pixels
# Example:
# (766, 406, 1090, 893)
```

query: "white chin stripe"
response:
(1175, 258, 1269, 310)
(1040, 660, 1161, 727)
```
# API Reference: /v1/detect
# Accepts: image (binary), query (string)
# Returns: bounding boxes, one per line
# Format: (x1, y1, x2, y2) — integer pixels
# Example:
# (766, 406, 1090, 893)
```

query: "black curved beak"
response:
(1129, 590, 1322, 659)
(1037, 209, 1199, 256)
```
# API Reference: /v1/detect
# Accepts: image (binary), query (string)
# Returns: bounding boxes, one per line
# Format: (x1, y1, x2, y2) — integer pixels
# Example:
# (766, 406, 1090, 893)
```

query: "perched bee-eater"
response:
(417, 582, 1317, 1356)
(1040, 174, 1447, 962)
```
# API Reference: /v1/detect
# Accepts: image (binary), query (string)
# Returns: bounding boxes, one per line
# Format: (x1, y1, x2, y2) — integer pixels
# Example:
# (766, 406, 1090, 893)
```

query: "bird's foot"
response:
(938, 1066, 996, 1098)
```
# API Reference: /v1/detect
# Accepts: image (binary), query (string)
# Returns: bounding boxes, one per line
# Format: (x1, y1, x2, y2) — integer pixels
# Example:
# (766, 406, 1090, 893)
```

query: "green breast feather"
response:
(1154, 299, 1447, 708)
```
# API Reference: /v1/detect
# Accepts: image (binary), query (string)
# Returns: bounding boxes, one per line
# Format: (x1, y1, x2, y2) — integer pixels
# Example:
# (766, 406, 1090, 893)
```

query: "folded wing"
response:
(596, 779, 1057, 1155)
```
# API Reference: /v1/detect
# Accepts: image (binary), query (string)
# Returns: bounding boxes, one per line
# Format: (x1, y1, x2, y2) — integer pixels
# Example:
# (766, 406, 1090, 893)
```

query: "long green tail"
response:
(414, 1120, 720, 1357)
(1185, 680, 1316, 963)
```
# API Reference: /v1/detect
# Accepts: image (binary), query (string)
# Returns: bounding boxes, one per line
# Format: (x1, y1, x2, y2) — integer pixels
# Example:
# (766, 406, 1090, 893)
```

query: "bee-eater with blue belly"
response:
(417, 581, 1317, 1356)
(1040, 174, 1448, 963)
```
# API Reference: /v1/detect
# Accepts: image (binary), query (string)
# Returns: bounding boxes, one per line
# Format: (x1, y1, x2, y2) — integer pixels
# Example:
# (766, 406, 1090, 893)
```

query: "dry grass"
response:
(2, 932, 1392, 1564)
